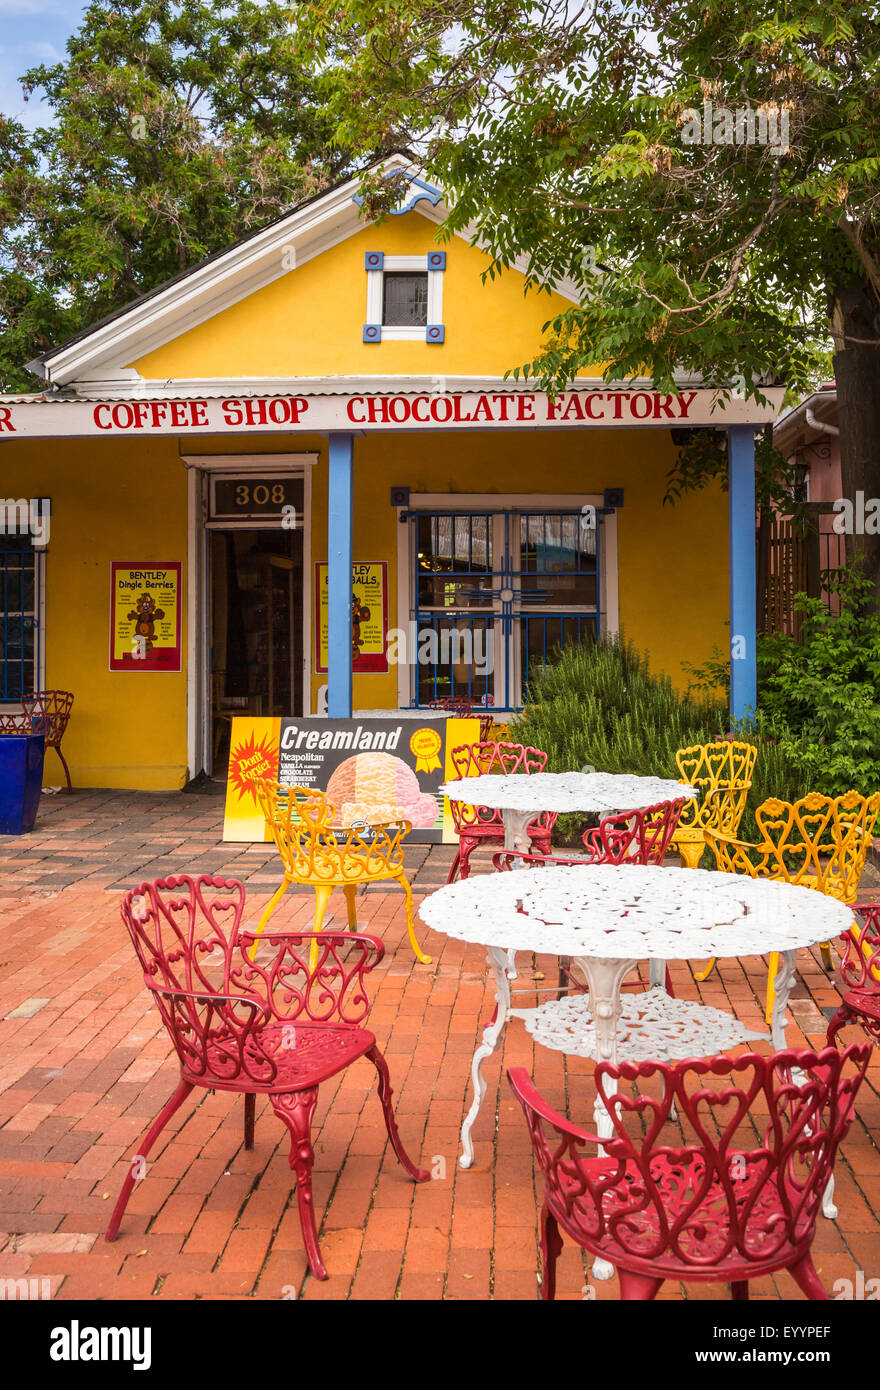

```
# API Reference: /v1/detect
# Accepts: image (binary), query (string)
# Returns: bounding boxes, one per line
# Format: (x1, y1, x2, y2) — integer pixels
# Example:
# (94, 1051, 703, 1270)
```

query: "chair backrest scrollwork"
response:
(448, 741, 549, 832)
(675, 740, 756, 832)
(708, 790, 880, 904)
(20, 690, 74, 747)
(120, 873, 382, 1085)
(509, 1046, 870, 1270)
(254, 781, 409, 882)
(581, 798, 688, 864)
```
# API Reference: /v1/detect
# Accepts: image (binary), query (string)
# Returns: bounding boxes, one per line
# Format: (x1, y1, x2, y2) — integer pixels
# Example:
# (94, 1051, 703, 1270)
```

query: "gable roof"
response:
(30, 153, 582, 392)
(29, 165, 372, 371)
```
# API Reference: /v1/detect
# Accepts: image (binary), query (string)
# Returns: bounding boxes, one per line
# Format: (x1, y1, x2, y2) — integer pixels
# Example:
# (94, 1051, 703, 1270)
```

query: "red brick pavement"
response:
(1, 790, 879, 1301)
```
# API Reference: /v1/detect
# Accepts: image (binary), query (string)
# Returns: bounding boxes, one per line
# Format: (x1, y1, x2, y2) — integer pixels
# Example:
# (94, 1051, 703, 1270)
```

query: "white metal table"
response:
(439, 769, 698, 983)
(439, 770, 698, 856)
(418, 863, 853, 1164)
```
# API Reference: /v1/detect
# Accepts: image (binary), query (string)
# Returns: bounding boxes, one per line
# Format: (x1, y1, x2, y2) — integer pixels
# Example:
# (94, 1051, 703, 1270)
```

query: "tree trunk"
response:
(831, 280, 880, 603)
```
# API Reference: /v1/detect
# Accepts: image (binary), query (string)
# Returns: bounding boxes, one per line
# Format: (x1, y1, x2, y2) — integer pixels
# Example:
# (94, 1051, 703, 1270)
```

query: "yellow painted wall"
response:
(1, 426, 727, 791)
(314, 430, 729, 714)
(132, 213, 592, 380)
(0, 209, 731, 790)
(0, 435, 189, 789)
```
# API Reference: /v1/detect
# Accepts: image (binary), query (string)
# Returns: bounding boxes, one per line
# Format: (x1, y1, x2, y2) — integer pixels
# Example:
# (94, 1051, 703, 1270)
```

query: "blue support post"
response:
(727, 425, 757, 725)
(327, 433, 354, 717)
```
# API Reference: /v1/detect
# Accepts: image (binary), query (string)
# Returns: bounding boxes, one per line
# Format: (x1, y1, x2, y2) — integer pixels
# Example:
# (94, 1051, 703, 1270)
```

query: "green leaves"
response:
(294, 0, 880, 405)
(0, 0, 350, 391)
(756, 563, 880, 795)
(510, 630, 811, 847)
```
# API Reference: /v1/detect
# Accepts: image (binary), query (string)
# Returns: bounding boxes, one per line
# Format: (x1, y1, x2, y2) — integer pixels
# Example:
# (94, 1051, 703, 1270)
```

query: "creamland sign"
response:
(0, 388, 783, 437)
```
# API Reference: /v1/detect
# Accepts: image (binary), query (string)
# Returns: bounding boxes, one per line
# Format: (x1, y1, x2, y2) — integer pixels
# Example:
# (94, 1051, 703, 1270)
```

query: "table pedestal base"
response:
(517, 989, 770, 1061)
(460, 947, 511, 1170)
(502, 809, 535, 982)
(457, 941, 824, 1285)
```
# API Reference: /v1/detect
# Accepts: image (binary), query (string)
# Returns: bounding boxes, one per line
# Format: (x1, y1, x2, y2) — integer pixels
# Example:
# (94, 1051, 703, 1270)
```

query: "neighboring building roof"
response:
(773, 382, 837, 454)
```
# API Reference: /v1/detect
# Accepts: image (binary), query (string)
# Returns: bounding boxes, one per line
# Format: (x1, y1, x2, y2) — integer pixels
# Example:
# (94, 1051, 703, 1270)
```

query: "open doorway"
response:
(210, 528, 303, 777)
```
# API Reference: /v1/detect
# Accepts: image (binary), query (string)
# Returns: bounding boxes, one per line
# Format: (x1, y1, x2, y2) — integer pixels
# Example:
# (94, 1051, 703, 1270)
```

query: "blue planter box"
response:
(0, 733, 45, 834)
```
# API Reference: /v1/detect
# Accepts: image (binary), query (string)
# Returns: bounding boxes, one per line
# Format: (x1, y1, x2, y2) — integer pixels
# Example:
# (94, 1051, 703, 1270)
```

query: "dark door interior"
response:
(210, 528, 302, 776)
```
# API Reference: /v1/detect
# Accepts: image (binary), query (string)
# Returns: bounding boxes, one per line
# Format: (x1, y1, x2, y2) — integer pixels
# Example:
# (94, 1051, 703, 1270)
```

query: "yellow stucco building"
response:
(0, 155, 779, 790)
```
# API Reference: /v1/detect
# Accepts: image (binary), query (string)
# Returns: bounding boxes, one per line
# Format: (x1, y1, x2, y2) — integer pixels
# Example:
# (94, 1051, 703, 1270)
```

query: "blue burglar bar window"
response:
(412, 509, 599, 710)
(0, 536, 39, 701)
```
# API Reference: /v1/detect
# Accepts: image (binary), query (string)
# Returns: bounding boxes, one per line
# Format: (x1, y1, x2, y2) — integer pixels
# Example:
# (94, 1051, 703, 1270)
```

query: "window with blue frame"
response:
(412, 508, 599, 710)
(0, 534, 41, 701)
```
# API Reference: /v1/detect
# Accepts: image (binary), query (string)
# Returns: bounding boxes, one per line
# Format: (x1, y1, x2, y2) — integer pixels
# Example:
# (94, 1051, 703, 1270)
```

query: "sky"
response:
(0, 0, 83, 129)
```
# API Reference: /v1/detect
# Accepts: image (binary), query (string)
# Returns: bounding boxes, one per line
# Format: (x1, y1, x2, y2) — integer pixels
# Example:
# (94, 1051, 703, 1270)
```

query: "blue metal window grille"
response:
(0, 537, 40, 701)
(411, 508, 600, 711)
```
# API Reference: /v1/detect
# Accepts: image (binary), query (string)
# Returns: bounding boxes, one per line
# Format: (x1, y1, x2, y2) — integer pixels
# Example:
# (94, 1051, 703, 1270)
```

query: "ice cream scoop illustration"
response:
(326, 752, 439, 829)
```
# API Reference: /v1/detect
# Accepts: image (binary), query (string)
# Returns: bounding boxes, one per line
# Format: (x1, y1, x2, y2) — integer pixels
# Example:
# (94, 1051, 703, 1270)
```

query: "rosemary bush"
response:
(511, 632, 811, 849)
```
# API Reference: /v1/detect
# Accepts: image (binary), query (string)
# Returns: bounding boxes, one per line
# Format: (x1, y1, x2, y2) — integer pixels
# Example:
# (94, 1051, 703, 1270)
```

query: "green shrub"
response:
(512, 632, 726, 777)
(684, 563, 880, 799)
(511, 631, 812, 849)
(757, 566, 880, 796)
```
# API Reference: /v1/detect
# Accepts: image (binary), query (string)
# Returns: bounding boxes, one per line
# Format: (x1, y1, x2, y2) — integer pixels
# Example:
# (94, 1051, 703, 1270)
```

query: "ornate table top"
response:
(438, 770, 697, 814)
(418, 863, 853, 960)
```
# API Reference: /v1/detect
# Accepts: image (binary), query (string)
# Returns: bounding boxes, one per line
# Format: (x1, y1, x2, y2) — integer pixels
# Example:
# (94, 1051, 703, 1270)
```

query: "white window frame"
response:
(395, 492, 619, 710)
(366, 255, 444, 340)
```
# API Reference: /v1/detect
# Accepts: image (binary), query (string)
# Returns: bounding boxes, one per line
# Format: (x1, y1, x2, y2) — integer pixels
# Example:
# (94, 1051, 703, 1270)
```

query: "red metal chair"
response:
(428, 696, 493, 740)
(22, 690, 74, 791)
(493, 798, 687, 996)
(106, 874, 429, 1279)
(446, 740, 556, 882)
(508, 1044, 870, 1301)
(494, 797, 687, 871)
(827, 902, 880, 1047)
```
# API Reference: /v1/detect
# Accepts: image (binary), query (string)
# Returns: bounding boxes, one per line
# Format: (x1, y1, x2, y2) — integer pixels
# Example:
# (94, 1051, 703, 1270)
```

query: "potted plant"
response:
(0, 724, 46, 834)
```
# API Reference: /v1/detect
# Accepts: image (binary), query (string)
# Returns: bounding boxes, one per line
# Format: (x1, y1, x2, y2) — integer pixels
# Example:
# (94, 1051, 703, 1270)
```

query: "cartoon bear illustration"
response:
(352, 590, 371, 659)
(128, 592, 165, 654)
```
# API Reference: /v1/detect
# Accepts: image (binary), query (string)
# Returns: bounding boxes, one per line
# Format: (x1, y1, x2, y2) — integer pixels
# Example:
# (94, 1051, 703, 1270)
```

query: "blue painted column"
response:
(727, 425, 757, 724)
(327, 433, 354, 717)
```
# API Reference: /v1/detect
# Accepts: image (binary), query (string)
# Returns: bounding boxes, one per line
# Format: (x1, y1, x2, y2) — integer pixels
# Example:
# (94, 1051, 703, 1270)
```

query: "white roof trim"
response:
(773, 388, 837, 451)
(17, 372, 733, 403)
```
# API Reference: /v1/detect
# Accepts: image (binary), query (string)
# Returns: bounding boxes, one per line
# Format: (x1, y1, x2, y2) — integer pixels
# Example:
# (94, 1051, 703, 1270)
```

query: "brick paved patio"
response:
(1, 790, 879, 1301)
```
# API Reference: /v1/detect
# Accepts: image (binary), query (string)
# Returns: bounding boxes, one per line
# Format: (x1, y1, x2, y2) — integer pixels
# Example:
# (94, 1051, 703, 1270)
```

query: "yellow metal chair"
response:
(704, 789, 880, 1023)
(252, 781, 431, 969)
(671, 740, 757, 870)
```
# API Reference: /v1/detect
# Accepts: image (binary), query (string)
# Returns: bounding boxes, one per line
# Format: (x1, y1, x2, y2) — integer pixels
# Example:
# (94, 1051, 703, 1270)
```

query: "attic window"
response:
(363, 252, 445, 343)
(383, 272, 428, 327)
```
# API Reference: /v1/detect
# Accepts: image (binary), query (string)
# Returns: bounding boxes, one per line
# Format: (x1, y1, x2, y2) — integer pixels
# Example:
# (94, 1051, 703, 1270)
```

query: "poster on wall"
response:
(315, 562, 388, 673)
(222, 714, 480, 843)
(109, 562, 182, 672)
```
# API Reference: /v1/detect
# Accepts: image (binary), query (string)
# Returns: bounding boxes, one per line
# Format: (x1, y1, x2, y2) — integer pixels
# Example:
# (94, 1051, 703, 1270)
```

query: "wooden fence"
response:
(758, 506, 845, 638)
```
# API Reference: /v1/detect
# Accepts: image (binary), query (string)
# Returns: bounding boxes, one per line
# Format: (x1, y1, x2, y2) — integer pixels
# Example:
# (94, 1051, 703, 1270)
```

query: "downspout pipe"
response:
(805, 407, 839, 437)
